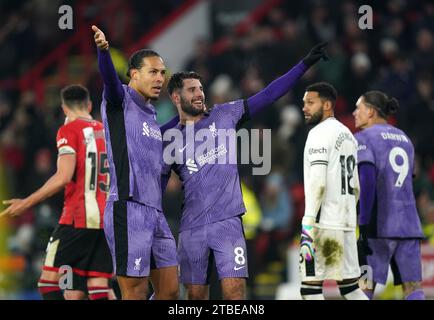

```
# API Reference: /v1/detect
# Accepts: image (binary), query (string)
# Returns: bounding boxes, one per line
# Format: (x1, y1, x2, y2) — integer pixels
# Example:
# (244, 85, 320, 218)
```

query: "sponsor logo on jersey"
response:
(197, 144, 228, 166)
(309, 147, 327, 155)
(142, 121, 162, 141)
(186, 158, 198, 174)
(57, 138, 68, 148)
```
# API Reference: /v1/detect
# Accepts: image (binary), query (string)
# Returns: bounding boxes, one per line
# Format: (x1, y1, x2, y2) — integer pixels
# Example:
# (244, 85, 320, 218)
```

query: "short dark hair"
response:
(167, 71, 202, 95)
(362, 90, 399, 118)
(61, 84, 89, 109)
(127, 49, 161, 77)
(306, 82, 337, 107)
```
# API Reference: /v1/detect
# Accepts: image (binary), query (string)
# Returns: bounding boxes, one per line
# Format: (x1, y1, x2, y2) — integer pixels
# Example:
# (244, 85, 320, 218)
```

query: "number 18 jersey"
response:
(304, 118, 360, 230)
(355, 124, 423, 238)
(56, 118, 109, 229)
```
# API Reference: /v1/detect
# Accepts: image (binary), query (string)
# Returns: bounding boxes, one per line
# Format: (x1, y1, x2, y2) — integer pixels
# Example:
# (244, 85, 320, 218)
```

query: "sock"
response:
(88, 286, 110, 300)
(38, 279, 65, 300)
(405, 289, 425, 300)
(300, 283, 325, 300)
(338, 280, 369, 300)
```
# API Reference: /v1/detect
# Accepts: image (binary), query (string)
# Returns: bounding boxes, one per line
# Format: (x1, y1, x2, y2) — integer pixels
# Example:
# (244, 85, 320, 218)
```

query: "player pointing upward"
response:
(92, 25, 178, 300)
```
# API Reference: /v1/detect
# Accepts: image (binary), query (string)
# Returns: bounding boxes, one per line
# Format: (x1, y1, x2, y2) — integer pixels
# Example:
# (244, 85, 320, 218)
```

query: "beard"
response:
(305, 108, 324, 126)
(180, 96, 205, 116)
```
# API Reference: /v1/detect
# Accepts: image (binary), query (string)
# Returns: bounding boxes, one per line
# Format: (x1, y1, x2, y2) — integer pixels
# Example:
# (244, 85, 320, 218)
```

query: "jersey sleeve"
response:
(305, 130, 329, 166)
(355, 132, 375, 165)
(212, 99, 250, 126)
(56, 125, 78, 156)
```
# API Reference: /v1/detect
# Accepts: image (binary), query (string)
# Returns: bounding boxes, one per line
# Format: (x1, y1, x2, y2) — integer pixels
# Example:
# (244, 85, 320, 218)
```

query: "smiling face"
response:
(130, 56, 166, 101)
(177, 78, 206, 116)
(302, 91, 326, 125)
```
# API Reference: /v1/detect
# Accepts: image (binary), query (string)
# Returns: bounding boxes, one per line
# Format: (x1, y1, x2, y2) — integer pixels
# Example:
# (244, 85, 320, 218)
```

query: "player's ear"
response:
(131, 69, 139, 81)
(324, 100, 332, 111)
(87, 101, 92, 113)
(61, 104, 68, 116)
(171, 91, 180, 105)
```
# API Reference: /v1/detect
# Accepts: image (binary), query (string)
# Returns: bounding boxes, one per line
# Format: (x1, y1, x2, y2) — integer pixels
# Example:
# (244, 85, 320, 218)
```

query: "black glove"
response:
(302, 41, 329, 67)
(357, 224, 373, 266)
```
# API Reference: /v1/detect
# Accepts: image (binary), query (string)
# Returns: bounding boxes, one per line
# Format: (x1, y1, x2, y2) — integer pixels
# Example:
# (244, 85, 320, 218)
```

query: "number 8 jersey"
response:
(303, 117, 360, 230)
(355, 123, 423, 238)
(56, 118, 109, 229)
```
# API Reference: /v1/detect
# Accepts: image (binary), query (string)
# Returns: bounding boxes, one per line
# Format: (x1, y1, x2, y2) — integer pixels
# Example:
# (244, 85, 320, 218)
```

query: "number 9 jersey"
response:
(355, 124, 423, 238)
(56, 118, 109, 229)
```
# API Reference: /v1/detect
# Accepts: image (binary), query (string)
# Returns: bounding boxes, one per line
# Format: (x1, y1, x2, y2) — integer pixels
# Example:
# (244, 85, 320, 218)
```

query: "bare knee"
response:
(117, 276, 148, 300)
(221, 278, 246, 300)
(150, 267, 179, 300)
(64, 290, 87, 300)
(187, 284, 208, 300)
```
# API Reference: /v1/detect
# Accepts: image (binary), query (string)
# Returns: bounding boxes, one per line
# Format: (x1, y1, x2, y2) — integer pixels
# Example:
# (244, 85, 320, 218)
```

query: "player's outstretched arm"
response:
(92, 25, 124, 105)
(0, 154, 76, 218)
(246, 42, 329, 118)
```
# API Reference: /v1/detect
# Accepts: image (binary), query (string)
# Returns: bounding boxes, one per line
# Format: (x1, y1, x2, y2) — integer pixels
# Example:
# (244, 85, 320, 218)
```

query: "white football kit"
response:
(300, 117, 361, 281)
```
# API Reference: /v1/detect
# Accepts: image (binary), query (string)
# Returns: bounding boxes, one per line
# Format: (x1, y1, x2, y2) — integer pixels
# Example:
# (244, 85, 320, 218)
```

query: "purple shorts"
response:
(104, 200, 178, 277)
(178, 216, 248, 285)
(366, 238, 422, 285)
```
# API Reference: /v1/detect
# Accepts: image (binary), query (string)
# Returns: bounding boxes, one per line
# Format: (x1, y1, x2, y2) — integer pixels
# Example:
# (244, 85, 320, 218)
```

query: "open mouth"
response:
(192, 100, 204, 107)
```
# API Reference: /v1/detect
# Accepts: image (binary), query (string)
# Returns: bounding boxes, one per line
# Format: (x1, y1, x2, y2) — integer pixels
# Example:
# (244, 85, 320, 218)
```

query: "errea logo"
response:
(142, 122, 150, 136)
(57, 138, 68, 148)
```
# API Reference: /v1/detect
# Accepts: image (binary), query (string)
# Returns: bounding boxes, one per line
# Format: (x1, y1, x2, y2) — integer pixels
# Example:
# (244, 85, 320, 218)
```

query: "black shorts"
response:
(42, 224, 113, 292)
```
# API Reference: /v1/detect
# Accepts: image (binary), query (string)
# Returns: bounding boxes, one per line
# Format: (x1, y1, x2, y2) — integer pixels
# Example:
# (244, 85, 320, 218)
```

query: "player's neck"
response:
(129, 83, 151, 104)
(67, 111, 92, 122)
(180, 113, 203, 125)
(367, 118, 387, 128)
(320, 113, 335, 123)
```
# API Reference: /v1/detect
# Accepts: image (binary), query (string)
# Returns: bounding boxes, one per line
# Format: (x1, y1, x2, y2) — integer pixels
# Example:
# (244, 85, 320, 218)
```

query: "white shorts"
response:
(299, 228, 361, 282)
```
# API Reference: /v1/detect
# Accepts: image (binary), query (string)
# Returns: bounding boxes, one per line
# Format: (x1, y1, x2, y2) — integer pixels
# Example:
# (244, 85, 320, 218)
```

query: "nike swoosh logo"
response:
(234, 266, 245, 271)
(178, 144, 188, 152)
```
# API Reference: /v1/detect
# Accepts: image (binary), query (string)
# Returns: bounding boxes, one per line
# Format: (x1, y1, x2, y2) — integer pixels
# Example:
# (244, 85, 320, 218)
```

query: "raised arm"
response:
(92, 25, 124, 105)
(247, 42, 329, 117)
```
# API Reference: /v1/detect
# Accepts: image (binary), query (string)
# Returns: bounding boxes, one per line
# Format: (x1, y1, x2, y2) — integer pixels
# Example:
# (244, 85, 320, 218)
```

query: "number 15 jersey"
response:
(304, 117, 360, 230)
(56, 118, 109, 229)
(355, 124, 423, 238)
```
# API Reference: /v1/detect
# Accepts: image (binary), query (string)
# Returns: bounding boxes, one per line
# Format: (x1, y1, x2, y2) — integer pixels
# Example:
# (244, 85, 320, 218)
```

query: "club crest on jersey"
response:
(134, 257, 142, 271)
(209, 122, 218, 138)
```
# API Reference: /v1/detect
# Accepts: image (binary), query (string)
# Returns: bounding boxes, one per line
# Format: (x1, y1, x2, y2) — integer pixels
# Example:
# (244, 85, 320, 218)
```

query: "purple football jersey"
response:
(355, 124, 423, 238)
(162, 100, 248, 232)
(101, 85, 163, 211)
